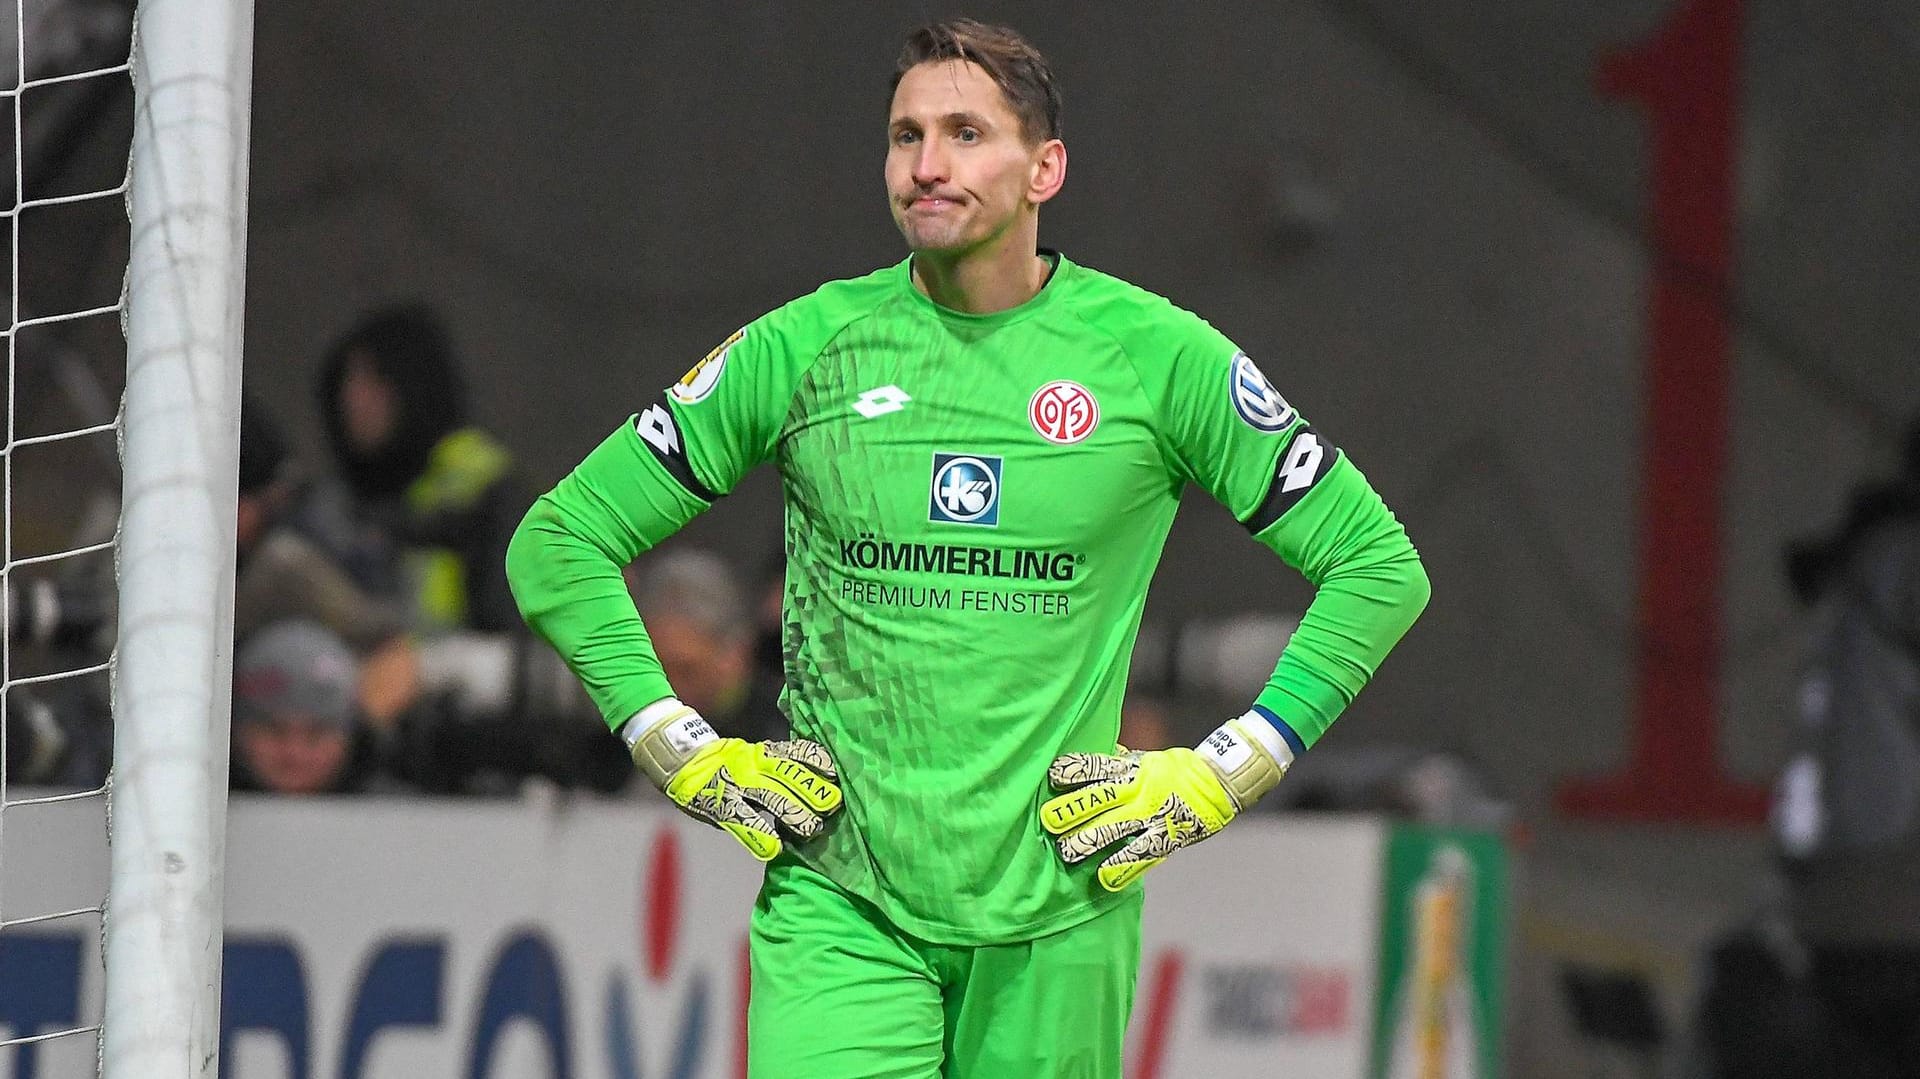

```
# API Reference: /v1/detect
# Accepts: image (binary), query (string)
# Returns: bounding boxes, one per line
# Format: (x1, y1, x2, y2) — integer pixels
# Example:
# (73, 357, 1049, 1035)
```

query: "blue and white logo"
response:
(929, 453, 1002, 526)
(1229, 351, 1297, 432)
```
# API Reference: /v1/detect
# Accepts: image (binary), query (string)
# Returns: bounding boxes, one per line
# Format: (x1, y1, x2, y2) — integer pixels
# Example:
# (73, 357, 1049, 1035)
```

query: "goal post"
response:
(101, 0, 253, 1074)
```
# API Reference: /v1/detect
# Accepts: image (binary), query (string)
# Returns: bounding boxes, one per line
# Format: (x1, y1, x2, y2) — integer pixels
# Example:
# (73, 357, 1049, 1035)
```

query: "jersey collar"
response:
(897, 248, 1070, 328)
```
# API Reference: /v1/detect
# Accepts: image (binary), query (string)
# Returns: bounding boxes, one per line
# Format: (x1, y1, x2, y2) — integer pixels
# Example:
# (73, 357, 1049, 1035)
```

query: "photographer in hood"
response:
(1693, 416, 1920, 1078)
(316, 303, 529, 636)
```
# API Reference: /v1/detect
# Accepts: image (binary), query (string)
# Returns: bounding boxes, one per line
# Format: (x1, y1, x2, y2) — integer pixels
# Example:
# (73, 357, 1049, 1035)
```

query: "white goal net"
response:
(0, 0, 252, 1075)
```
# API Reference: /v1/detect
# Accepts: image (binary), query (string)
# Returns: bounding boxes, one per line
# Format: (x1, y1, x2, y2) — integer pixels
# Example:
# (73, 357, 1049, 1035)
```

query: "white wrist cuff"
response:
(1231, 710, 1296, 768)
(1195, 712, 1294, 810)
(621, 697, 717, 754)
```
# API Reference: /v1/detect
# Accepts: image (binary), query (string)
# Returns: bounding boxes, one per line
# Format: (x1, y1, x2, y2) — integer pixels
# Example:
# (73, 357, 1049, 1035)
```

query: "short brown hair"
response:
(892, 19, 1061, 144)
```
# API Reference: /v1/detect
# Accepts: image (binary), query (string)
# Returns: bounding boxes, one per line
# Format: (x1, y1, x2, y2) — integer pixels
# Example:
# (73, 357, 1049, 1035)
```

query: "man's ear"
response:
(1028, 139, 1067, 205)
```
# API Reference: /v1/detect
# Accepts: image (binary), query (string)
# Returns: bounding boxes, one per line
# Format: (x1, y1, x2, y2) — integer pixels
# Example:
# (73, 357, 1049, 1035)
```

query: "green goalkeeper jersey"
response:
(508, 251, 1428, 943)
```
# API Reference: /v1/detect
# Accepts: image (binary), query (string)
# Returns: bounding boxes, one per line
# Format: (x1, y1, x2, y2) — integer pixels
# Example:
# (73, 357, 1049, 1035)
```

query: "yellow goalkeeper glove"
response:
(1041, 713, 1293, 892)
(623, 697, 842, 861)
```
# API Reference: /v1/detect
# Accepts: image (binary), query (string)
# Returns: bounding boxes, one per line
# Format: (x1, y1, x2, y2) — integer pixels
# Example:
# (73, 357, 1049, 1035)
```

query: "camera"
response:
(387, 631, 630, 795)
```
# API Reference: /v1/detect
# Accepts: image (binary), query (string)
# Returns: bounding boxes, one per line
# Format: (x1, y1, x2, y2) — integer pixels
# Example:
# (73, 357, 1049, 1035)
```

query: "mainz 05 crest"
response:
(1029, 380, 1100, 444)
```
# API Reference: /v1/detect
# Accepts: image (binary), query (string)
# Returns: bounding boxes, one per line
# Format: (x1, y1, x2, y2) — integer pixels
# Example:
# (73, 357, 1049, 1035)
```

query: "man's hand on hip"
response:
(1041, 714, 1291, 891)
(625, 698, 842, 861)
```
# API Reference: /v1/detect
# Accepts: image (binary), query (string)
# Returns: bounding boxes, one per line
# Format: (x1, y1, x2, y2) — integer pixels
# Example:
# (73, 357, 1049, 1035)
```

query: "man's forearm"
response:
(1248, 457, 1430, 750)
(505, 422, 709, 727)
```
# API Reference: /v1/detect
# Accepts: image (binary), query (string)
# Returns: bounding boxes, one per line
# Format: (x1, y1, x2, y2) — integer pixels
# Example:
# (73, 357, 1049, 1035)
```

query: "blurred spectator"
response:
(3, 691, 71, 783)
(3, 685, 109, 789)
(5, 572, 112, 658)
(237, 384, 625, 795)
(1777, 416, 1920, 942)
(235, 397, 421, 729)
(629, 548, 785, 743)
(1118, 694, 1172, 750)
(1691, 417, 1920, 1078)
(315, 303, 529, 635)
(1783, 420, 1920, 607)
(1130, 610, 1302, 716)
(4, 558, 115, 790)
(751, 548, 785, 695)
(1260, 742, 1509, 830)
(232, 620, 389, 795)
(394, 630, 632, 795)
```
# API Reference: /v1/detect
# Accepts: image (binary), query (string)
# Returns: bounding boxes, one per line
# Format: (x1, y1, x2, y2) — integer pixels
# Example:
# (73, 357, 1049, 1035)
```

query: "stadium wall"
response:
(3, 792, 1506, 1079)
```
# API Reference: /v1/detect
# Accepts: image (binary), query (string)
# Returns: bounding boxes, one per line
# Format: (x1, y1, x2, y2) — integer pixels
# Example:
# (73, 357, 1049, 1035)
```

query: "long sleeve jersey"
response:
(507, 252, 1429, 944)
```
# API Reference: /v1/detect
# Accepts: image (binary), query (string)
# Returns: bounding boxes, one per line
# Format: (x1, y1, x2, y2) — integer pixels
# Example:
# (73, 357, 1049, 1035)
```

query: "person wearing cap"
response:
(235, 397, 422, 730)
(232, 619, 376, 795)
(626, 548, 786, 745)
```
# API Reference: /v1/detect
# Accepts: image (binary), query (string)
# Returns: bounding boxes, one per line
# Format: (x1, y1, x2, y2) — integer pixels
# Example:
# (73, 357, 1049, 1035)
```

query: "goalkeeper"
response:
(508, 18, 1428, 1079)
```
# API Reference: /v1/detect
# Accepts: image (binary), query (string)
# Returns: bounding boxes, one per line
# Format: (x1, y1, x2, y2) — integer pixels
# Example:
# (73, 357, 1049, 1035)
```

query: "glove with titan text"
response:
(1042, 713, 1292, 891)
(624, 697, 842, 861)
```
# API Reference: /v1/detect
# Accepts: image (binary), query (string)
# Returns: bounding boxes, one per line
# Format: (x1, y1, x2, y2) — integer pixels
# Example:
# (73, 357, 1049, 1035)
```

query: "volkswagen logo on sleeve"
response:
(1229, 351, 1297, 432)
(929, 453, 1003, 526)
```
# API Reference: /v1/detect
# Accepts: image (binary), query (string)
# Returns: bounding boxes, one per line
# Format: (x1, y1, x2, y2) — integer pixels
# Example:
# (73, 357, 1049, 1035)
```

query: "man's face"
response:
(339, 351, 398, 455)
(238, 715, 350, 795)
(886, 60, 1051, 255)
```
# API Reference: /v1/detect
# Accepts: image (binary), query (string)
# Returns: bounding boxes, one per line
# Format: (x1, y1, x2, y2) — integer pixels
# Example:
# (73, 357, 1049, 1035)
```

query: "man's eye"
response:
(956, 127, 980, 143)
(894, 130, 920, 146)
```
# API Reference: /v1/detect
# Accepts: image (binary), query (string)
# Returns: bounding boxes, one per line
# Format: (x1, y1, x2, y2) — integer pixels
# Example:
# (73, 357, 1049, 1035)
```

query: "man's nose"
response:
(912, 142, 948, 186)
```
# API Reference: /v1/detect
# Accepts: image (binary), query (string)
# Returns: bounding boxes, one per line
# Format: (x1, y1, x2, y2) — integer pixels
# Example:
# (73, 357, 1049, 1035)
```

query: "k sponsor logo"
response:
(1229, 352, 1296, 432)
(929, 453, 1002, 526)
(1029, 380, 1100, 444)
(669, 329, 741, 404)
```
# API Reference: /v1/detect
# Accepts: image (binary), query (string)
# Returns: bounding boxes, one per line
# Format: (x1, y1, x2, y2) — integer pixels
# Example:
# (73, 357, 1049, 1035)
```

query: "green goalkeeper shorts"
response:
(748, 862, 1144, 1079)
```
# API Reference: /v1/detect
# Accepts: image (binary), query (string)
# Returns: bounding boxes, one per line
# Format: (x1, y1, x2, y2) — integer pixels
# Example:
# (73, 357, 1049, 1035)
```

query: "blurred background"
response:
(7, 1, 1920, 1076)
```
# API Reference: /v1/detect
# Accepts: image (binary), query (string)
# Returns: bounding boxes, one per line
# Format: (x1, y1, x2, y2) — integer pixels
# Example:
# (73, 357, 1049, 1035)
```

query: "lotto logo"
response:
(635, 404, 681, 454)
(929, 453, 1002, 526)
(852, 384, 912, 418)
(1029, 380, 1099, 444)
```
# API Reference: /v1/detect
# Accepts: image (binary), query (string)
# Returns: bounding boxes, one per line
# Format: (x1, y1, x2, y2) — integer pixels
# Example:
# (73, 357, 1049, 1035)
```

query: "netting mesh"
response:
(0, 0, 134, 1072)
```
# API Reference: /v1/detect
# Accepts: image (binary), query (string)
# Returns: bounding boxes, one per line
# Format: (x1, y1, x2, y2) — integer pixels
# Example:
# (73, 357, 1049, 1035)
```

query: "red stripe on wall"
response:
(1129, 950, 1184, 1079)
(1557, 0, 1766, 822)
